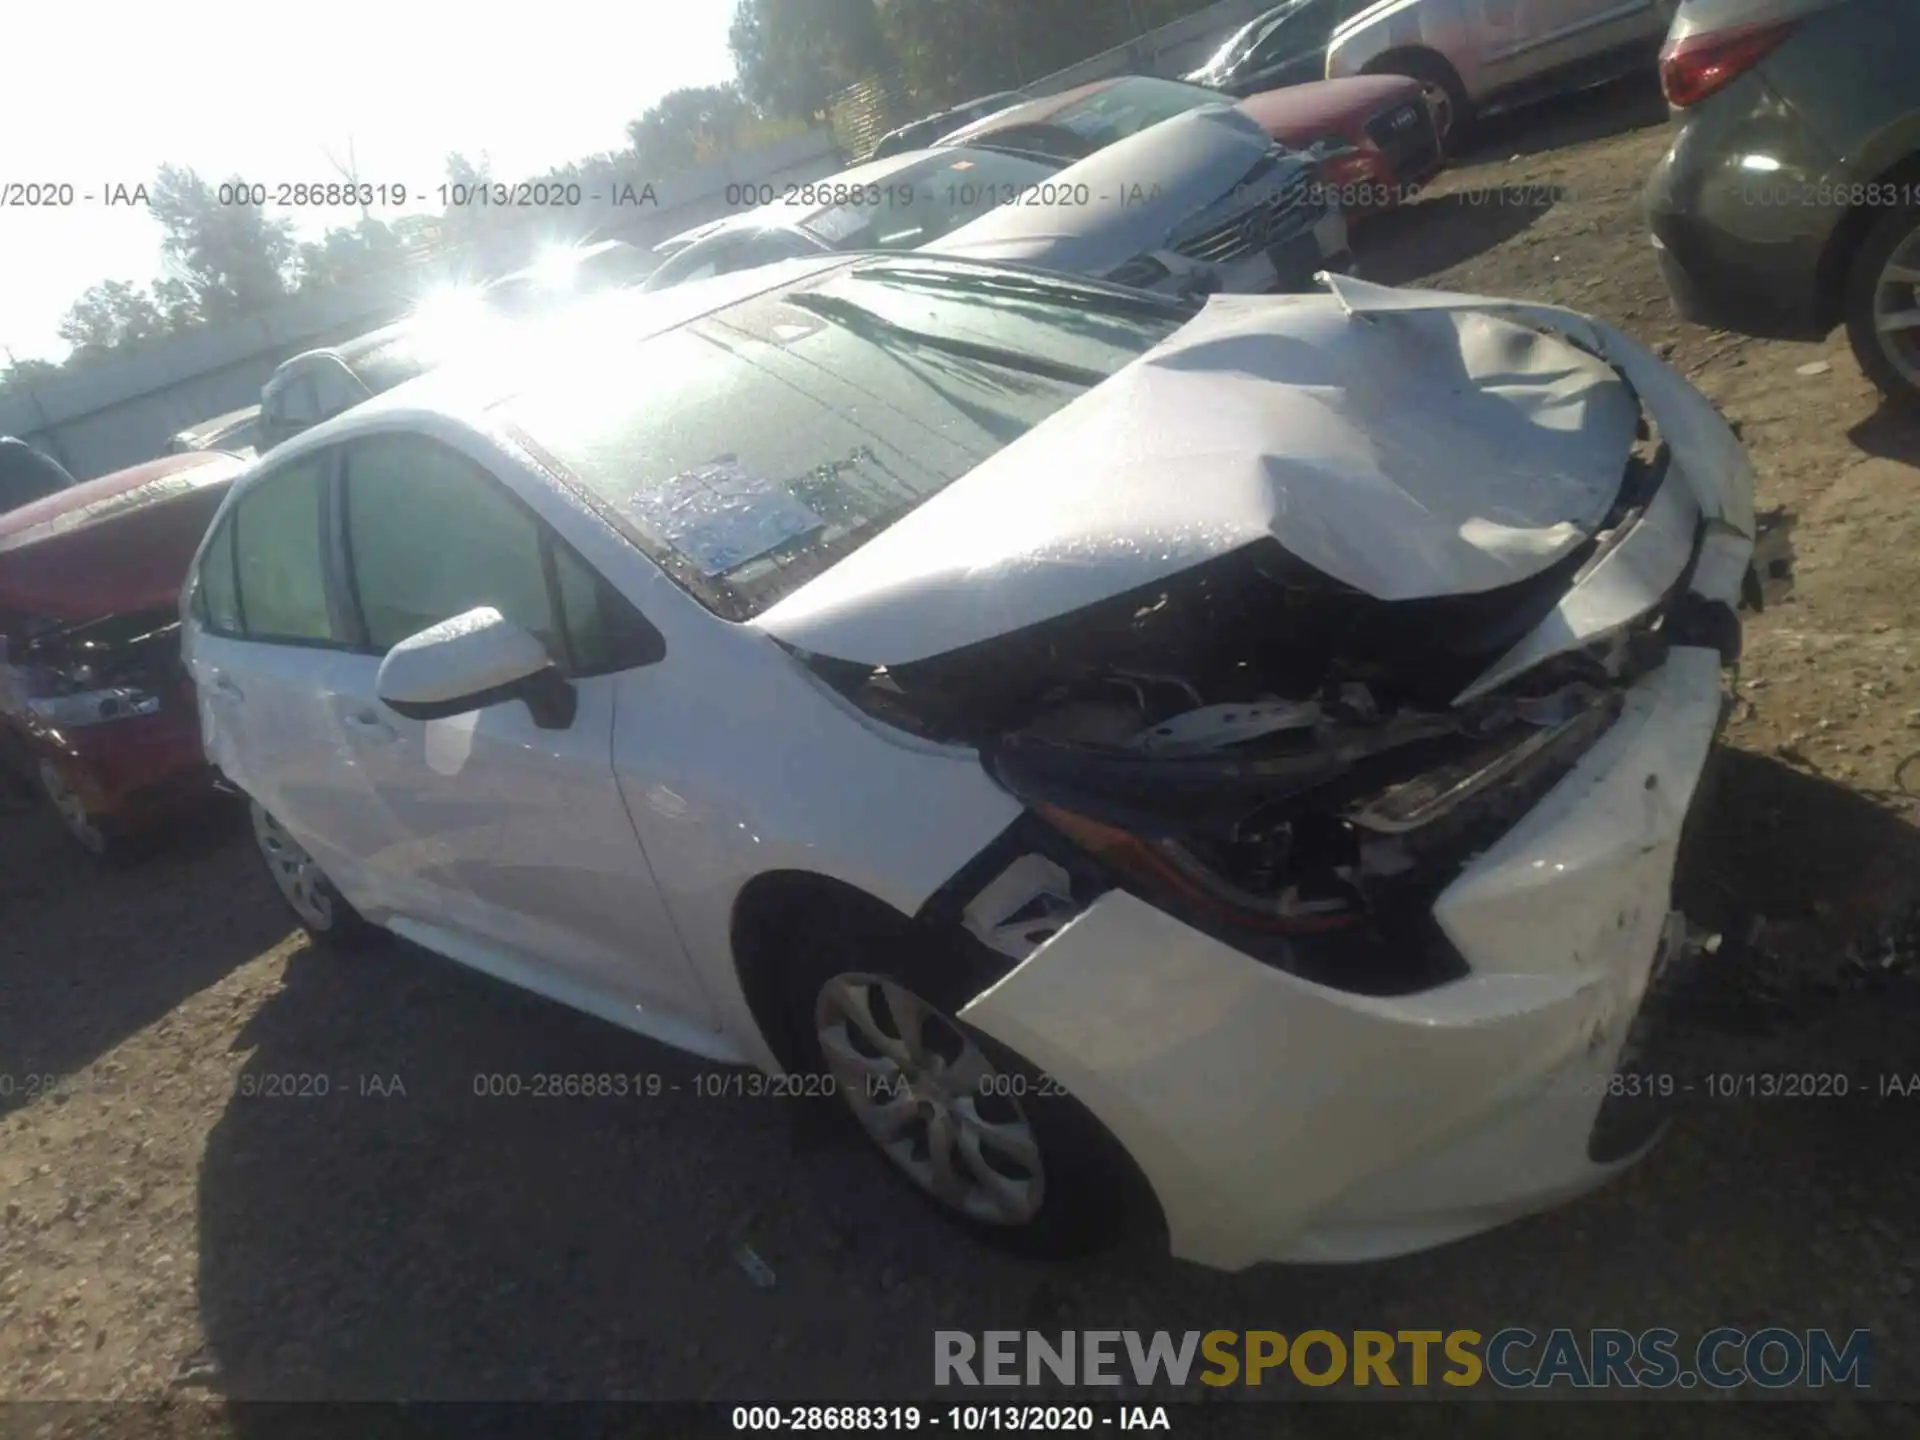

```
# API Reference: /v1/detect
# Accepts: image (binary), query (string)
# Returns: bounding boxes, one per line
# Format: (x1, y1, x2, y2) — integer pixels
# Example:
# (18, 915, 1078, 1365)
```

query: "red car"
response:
(937, 73, 1446, 221)
(1238, 75, 1447, 220)
(0, 450, 249, 858)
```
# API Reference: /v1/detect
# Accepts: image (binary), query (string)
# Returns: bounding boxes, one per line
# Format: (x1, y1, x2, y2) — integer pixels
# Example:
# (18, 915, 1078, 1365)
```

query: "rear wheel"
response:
(1845, 203, 1920, 406)
(249, 799, 373, 947)
(777, 901, 1150, 1257)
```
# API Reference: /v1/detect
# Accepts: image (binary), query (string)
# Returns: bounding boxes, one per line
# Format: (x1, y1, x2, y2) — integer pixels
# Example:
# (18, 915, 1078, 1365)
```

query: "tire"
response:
(1844, 202, 1920, 407)
(777, 900, 1153, 1258)
(1369, 50, 1473, 152)
(248, 798, 375, 949)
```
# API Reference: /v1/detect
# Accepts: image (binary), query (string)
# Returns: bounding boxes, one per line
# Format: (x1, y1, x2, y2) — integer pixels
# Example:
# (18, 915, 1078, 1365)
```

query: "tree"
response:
(730, 0, 895, 118)
(147, 165, 296, 323)
(626, 84, 757, 175)
(153, 278, 201, 334)
(881, 0, 1219, 103)
(1, 355, 62, 392)
(56, 281, 171, 357)
(444, 151, 493, 190)
(294, 217, 406, 293)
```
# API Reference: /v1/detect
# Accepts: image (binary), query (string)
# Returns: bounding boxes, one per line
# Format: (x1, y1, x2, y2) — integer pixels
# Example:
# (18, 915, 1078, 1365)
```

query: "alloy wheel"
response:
(38, 761, 106, 855)
(1872, 225, 1920, 389)
(250, 801, 335, 930)
(814, 973, 1045, 1226)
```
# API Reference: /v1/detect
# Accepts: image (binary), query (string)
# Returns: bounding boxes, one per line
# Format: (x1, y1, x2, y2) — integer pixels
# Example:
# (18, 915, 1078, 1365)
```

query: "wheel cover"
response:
(38, 761, 106, 855)
(815, 973, 1045, 1226)
(1872, 224, 1920, 387)
(250, 801, 335, 930)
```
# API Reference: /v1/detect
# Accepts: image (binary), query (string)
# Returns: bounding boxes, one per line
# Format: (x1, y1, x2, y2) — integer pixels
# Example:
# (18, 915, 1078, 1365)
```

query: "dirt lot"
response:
(3, 77, 1919, 1429)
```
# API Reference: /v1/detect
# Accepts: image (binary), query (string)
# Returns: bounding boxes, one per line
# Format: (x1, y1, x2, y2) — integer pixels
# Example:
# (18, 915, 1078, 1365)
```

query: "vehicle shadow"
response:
(1356, 187, 1555, 286)
(1847, 399, 1920, 468)
(1460, 71, 1671, 164)
(197, 749, 1920, 1407)
(0, 797, 285, 1121)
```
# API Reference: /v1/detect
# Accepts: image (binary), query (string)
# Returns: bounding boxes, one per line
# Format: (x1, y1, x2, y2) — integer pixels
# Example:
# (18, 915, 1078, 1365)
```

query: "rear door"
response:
(187, 448, 401, 897)
(325, 429, 711, 1021)
(1505, 0, 1660, 84)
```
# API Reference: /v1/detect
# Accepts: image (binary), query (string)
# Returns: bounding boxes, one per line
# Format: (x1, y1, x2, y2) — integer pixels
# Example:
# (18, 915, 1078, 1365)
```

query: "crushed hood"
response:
(921, 105, 1282, 278)
(754, 275, 1707, 669)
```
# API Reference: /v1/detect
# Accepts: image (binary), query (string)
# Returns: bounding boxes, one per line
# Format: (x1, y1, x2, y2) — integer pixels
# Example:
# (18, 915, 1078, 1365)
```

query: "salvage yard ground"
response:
(3, 77, 1918, 1431)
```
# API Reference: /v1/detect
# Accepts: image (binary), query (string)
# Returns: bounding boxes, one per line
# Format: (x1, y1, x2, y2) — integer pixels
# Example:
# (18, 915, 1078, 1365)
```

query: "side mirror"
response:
(375, 606, 577, 730)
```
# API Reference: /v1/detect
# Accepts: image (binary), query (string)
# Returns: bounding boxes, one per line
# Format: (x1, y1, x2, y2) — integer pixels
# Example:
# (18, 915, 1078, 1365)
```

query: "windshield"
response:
(1204, 4, 1293, 72)
(1045, 77, 1227, 147)
(499, 263, 1185, 621)
(796, 149, 1064, 250)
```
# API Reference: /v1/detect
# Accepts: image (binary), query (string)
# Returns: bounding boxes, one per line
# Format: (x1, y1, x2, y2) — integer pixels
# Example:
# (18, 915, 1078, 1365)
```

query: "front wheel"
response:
(781, 906, 1151, 1257)
(249, 799, 373, 947)
(1845, 203, 1920, 406)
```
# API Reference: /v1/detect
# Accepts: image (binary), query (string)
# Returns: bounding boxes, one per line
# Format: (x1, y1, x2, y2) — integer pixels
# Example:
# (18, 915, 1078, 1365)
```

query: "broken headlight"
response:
(26, 687, 163, 727)
(990, 680, 1626, 991)
(1031, 800, 1363, 936)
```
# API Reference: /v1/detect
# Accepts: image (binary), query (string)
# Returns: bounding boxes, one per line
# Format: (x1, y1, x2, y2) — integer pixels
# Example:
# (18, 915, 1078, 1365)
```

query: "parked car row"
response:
(644, 106, 1354, 300)
(1188, 0, 1677, 146)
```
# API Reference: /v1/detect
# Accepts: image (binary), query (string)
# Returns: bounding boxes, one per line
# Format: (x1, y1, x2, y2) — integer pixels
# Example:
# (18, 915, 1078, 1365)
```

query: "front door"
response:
(328, 430, 713, 1024)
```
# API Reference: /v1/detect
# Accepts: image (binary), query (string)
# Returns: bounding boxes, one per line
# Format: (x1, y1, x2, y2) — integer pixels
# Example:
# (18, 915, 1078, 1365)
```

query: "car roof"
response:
(682, 146, 1030, 242)
(488, 238, 638, 288)
(936, 78, 1122, 145)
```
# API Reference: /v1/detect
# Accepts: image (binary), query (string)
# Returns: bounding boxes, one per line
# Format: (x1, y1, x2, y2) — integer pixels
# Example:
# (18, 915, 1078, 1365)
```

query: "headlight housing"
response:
(26, 687, 163, 727)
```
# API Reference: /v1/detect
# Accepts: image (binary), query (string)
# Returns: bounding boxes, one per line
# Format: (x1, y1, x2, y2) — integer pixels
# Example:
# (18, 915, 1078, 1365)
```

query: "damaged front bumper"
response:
(959, 645, 1731, 1270)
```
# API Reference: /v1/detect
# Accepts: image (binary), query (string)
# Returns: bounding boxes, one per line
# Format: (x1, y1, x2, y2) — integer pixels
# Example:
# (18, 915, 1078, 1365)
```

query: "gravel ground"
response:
(3, 77, 1918, 1432)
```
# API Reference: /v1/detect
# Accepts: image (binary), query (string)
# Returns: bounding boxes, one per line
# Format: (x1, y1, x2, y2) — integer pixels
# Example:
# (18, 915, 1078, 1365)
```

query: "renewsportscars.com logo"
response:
(933, 1328, 1873, 1391)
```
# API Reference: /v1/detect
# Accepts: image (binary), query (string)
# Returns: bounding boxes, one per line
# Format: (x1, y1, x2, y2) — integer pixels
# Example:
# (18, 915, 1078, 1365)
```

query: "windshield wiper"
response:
(841, 262, 1198, 322)
(786, 291, 1112, 387)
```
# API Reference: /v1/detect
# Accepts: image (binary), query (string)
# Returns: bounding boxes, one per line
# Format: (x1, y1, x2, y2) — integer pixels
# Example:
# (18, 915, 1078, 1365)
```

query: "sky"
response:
(0, 1, 738, 363)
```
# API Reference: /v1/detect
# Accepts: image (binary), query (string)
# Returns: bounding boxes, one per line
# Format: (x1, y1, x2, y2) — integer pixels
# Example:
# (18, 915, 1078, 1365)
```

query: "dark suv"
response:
(1646, 0, 1920, 402)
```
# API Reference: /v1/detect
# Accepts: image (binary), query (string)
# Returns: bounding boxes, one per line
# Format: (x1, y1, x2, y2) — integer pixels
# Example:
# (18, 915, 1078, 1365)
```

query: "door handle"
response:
(343, 709, 398, 741)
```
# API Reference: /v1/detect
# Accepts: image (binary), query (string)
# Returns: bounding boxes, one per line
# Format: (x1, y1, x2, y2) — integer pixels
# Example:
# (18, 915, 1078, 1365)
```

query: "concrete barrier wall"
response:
(1, 128, 847, 480)
(1024, 0, 1277, 97)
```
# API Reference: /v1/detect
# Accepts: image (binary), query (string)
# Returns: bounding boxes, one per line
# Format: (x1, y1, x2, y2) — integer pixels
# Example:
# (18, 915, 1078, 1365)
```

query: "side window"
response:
(342, 434, 562, 656)
(731, 230, 820, 269)
(649, 237, 737, 289)
(550, 538, 662, 674)
(194, 514, 243, 634)
(308, 359, 370, 422)
(231, 458, 335, 643)
(271, 371, 320, 429)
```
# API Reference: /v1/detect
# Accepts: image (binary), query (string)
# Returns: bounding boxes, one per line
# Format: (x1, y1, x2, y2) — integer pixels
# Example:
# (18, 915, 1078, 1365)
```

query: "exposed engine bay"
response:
(805, 441, 1750, 997)
(0, 605, 184, 734)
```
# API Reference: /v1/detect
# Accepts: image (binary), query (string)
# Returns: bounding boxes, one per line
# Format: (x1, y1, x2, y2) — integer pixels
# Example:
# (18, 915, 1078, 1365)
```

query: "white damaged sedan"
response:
(182, 254, 1765, 1268)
